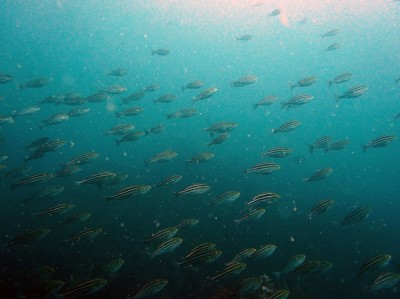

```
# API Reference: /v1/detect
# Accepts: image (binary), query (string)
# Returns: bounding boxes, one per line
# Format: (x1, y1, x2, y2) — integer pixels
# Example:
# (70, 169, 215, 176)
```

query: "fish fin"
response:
(10, 183, 17, 191)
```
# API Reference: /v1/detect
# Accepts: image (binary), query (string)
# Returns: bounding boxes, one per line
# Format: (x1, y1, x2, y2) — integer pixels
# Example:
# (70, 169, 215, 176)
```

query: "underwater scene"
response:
(1, 0, 400, 298)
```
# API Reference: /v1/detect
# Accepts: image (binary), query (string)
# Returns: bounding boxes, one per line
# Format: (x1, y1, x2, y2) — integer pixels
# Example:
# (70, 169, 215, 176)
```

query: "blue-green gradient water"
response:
(1, 1, 400, 298)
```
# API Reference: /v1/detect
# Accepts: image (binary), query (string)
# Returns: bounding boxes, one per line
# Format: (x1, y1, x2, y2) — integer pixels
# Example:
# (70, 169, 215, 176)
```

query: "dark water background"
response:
(1, 1, 400, 298)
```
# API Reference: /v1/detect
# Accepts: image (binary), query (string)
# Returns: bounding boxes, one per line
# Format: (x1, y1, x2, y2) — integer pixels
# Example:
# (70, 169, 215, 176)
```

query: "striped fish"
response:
(227, 248, 256, 265)
(76, 172, 117, 188)
(369, 272, 400, 292)
(290, 77, 317, 91)
(182, 80, 204, 91)
(247, 192, 281, 206)
(115, 131, 145, 146)
(5, 228, 50, 247)
(251, 244, 276, 259)
(231, 277, 262, 296)
(186, 152, 215, 164)
(175, 183, 210, 196)
(130, 279, 168, 299)
(34, 139, 66, 152)
(35, 203, 74, 217)
(86, 92, 109, 102)
(207, 133, 230, 146)
(186, 242, 216, 257)
(236, 34, 253, 41)
(341, 206, 372, 226)
(362, 135, 397, 152)
(167, 108, 198, 119)
(108, 68, 127, 76)
(23, 280, 65, 298)
(60, 278, 107, 297)
(304, 168, 333, 182)
(231, 75, 257, 87)
(325, 42, 341, 52)
(281, 94, 314, 110)
(309, 136, 332, 153)
(65, 151, 99, 165)
(176, 218, 199, 229)
(145, 123, 165, 135)
(156, 174, 182, 187)
(0, 73, 13, 84)
(321, 28, 340, 38)
(269, 289, 290, 299)
(253, 95, 277, 110)
(308, 200, 335, 220)
(210, 262, 246, 280)
(102, 84, 127, 94)
(122, 91, 146, 104)
(326, 139, 350, 152)
(24, 185, 65, 203)
(64, 227, 102, 242)
(272, 120, 301, 134)
(245, 162, 280, 175)
(336, 85, 368, 101)
(235, 208, 265, 223)
(204, 122, 238, 136)
(116, 106, 143, 118)
(145, 151, 178, 165)
(151, 237, 183, 257)
(11, 172, 54, 191)
(274, 254, 306, 277)
(142, 84, 160, 92)
(193, 87, 218, 101)
(154, 94, 177, 104)
(103, 124, 135, 135)
(357, 254, 391, 277)
(106, 185, 151, 200)
(93, 258, 125, 277)
(210, 191, 241, 205)
(62, 212, 91, 224)
(145, 226, 179, 244)
(151, 48, 170, 56)
(55, 165, 82, 177)
(328, 72, 352, 87)
(179, 248, 222, 266)
(263, 147, 293, 158)
(67, 107, 90, 117)
(314, 261, 333, 274)
(288, 260, 321, 279)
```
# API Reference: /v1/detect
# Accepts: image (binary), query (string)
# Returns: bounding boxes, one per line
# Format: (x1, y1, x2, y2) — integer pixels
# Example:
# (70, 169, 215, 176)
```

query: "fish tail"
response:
(181, 85, 185, 91)
(303, 178, 309, 183)
(289, 83, 296, 92)
(151, 49, 155, 55)
(280, 101, 286, 110)
(308, 144, 314, 154)
(144, 129, 150, 135)
(271, 129, 276, 134)
(328, 80, 332, 87)
(10, 183, 17, 191)
(362, 145, 367, 152)
(166, 113, 173, 119)
(18, 84, 24, 91)
(252, 103, 258, 110)
(115, 139, 120, 147)
(115, 112, 120, 118)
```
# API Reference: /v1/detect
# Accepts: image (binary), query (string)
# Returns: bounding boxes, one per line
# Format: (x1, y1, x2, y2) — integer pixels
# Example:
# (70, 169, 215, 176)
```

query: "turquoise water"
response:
(1, 1, 400, 298)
